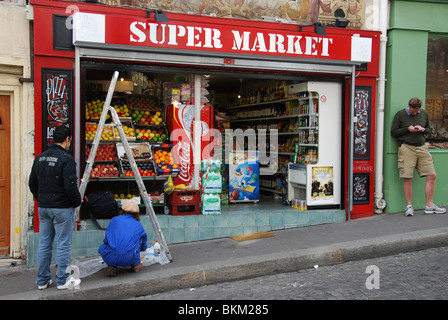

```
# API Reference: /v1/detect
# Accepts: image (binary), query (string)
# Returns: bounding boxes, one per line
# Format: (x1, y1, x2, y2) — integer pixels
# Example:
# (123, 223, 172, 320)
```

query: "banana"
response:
(174, 184, 190, 190)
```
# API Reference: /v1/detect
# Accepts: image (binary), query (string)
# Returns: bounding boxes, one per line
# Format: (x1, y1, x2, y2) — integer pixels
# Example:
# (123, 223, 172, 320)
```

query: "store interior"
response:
(80, 62, 339, 219)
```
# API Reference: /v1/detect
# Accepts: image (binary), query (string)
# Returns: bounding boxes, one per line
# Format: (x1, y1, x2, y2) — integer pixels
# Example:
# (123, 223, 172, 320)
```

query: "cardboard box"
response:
(116, 197, 141, 206)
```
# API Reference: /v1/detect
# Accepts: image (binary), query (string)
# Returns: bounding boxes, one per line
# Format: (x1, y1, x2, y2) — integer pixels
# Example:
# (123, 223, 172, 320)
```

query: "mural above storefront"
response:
(72, 0, 365, 29)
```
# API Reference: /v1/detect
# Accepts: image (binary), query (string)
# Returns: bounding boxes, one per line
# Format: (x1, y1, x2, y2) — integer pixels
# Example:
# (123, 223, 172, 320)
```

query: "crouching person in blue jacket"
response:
(98, 201, 147, 277)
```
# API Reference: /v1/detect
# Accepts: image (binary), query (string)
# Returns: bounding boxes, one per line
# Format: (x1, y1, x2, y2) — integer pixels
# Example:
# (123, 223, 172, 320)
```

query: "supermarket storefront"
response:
(27, 0, 379, 266)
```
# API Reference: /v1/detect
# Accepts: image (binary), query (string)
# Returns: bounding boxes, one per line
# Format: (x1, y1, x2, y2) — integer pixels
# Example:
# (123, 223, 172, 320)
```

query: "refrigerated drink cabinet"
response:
(287, 82, 342, 208)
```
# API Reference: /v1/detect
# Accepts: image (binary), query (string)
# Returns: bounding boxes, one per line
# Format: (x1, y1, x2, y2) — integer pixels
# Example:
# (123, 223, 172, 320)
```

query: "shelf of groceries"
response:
(84, 93, 180, 182)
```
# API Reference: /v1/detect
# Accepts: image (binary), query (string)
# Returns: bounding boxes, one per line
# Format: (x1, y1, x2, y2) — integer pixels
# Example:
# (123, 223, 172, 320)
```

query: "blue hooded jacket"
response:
(98, 214, 147, 267)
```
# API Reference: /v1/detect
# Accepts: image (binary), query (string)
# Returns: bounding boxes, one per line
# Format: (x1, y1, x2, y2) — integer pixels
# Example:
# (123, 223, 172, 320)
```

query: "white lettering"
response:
(176, 140, 191, 183)
(130, 21, 146, 43)
(186, 26, 202, 47)
(202, 27, 223, 49)
(321, 38, 333, 56)
(127, 22, 335, 57)
(148, 23, 167, 44)
(269, 33, 285, 53)
(232, 30, 251, 51)
(286, 35, 303, 54)
(178, 304, 212, 317)
(305, 36, 319, 55)
(251, 33, 267, 52)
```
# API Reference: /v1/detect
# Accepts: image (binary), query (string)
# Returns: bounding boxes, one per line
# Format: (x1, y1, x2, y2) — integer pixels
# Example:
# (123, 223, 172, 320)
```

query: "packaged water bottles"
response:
(201, 159, 221, 173)
(201, 193, 221, 215)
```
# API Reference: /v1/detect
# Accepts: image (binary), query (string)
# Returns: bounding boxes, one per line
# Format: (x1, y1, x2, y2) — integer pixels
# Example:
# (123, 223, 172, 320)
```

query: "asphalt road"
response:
(131, 245, 448, 300)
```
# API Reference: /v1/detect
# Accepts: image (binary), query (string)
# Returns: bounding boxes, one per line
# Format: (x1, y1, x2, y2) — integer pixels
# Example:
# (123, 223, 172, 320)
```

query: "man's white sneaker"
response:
(57, 276, 81, 290)
(37, 279, 52, 290)
(405, 205, 414, 216)
(424, 204, 447, 214)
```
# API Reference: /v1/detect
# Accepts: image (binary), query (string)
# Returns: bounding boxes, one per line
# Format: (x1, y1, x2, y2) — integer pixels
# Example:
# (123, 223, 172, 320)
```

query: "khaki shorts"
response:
(397, 144, 435, 178)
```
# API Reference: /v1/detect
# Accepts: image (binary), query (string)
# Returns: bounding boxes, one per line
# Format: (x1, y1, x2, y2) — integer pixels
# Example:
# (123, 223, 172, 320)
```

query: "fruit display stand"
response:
(82, 95, 176, 217)
(132, 109, 168, 144)
(151, 144, 180, 176)
(127, 94, 169, 144)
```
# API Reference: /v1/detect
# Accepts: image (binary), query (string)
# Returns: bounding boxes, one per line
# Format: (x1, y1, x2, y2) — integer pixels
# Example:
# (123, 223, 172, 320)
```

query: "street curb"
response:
(35, 228, 448, 300)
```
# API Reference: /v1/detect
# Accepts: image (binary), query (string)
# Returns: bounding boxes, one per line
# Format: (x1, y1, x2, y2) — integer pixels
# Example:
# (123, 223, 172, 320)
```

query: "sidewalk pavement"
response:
(1, 210, 448, 300)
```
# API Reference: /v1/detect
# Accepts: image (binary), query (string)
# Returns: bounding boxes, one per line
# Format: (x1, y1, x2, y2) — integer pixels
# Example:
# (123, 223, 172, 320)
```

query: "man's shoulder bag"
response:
(82, 191, 119, 230)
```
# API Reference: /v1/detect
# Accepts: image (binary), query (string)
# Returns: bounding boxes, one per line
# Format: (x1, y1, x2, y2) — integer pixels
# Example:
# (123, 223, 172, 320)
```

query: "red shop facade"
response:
(30, 0, 380, 232)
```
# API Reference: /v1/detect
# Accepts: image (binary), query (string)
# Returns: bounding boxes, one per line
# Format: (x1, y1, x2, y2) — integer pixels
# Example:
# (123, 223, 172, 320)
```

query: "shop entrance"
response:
(0, 95, 11, 255)
(80, 62, 345, 218)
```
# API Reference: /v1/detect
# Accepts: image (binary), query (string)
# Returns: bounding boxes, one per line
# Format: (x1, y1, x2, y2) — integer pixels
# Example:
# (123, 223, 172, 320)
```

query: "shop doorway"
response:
(80, 62, 345, 214)
(0, 95, 11, 255)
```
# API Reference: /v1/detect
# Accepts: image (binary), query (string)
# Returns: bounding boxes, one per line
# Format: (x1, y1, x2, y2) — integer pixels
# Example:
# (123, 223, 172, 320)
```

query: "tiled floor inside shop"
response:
(26, 197, 346, 267)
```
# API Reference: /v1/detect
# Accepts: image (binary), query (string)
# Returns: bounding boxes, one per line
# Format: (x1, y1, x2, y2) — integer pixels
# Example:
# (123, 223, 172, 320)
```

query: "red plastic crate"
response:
(169, 203, 200, 216)
(168, 189, 200, 205)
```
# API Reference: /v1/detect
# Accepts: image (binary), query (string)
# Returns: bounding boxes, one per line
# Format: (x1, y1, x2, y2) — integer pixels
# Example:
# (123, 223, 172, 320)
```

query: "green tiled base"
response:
(26, 199, 346, 267)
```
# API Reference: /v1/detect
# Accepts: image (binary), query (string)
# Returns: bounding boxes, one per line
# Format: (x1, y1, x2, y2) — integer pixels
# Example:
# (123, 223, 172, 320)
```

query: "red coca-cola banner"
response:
(166, 104, 214, 187)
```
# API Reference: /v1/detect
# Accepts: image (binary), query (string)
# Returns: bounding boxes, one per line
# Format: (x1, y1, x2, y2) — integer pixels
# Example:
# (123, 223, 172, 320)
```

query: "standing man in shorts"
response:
(391, 97, 446, 216)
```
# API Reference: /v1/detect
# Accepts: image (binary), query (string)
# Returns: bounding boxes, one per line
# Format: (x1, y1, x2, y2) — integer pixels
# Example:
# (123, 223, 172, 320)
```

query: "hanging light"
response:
(146, 9, 169, 23)
(299, 22, 327, 36)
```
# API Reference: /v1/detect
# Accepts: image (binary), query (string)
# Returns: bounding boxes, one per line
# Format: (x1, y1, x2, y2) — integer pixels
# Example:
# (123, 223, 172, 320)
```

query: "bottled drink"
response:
(154, 240, 160, 257)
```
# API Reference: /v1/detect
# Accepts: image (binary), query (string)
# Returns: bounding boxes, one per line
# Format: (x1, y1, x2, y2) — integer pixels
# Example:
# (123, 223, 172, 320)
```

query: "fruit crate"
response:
(85, 143, 118, 162)
(125, 94, 159, 110)
(151, 144, 180, 175)
(131, 109, 164, 127)
(116, 142, 152, 162)
(89, 161, 121, 179)
(120, 160, 156, 177)
(134, 126, 168, 144)
(85, 122, 115, 142)
(113, 117, 136, 141)
(85, 96, 127, 121)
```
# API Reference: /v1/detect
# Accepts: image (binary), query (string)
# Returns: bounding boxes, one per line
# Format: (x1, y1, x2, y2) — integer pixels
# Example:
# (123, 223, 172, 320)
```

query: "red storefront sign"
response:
(73, 12, 372, 64)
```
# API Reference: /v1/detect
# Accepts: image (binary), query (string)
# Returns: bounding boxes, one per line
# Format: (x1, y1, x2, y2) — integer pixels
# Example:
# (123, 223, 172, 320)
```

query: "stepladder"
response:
(77, 71, 172, 262)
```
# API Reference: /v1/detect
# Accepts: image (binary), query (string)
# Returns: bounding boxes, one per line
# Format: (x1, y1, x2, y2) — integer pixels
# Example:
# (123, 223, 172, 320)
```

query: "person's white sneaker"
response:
(57, 276, 81, 290)
(37, 279, 52, 290)
(424, 204, 447, 214)
(405, 205, 414, 216)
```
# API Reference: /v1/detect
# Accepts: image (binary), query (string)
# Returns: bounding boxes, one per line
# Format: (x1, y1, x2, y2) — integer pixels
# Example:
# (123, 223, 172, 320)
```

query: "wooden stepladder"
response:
(76, 71, 172, 262)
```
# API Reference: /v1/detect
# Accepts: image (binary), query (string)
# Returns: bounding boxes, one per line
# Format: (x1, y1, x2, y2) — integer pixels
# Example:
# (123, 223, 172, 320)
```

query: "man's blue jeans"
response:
(37, 207, 74, 286)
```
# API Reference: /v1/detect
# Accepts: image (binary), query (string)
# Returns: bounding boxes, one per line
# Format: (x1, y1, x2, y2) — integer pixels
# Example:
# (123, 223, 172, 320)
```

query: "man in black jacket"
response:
(29, 125, 82, 290)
